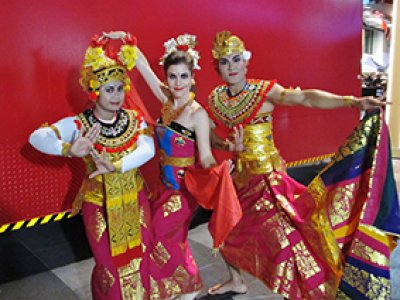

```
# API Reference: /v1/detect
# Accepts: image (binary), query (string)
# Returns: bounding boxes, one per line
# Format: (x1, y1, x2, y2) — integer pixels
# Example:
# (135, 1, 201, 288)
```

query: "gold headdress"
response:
(212, 31, 251, 60)
(159, 34, 201, 70)
(79, 32, 137, 98)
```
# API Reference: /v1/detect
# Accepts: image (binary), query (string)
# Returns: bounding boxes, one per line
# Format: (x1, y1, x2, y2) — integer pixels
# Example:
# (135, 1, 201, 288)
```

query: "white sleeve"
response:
(120, 121, 155, 173)
(29, 116, 80, 156)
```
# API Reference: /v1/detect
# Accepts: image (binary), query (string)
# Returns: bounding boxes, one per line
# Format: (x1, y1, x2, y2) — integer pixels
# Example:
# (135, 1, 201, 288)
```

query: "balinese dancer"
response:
(206, 31, 399, 299)
(29, 32, 155, 300)
(132, 33, 240, 300)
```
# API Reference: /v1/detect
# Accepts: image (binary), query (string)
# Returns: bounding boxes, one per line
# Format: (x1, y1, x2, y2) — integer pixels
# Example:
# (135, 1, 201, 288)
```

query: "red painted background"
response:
(0, 0, 362, 224)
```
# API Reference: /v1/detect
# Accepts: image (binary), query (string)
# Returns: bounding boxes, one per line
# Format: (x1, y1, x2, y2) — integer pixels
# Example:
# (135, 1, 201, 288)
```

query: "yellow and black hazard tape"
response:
(0, 211, 74, 234)
(287, 153, 334, 168)
(0, 153, 335, 233)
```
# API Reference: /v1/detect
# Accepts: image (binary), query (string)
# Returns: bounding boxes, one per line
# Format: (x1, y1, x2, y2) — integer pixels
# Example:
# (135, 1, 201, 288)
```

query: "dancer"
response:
(29, 32, 155, 299)
(134, 33, 214, 300)
(206, 31, 399, 299)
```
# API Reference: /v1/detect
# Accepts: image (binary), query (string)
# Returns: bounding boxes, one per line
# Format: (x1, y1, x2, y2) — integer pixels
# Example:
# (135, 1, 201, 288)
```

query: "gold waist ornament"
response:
(234, 122, 284, 185)
(159, 149, 195, 167)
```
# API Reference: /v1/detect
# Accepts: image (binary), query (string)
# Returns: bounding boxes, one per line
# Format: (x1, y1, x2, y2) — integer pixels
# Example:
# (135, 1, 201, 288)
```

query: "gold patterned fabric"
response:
(234, 120, 284, 187)
(105, 169, 143, 256)
(94, 265, 116, 296)
(159, 149, 195, 168)
(163, 194, 182, 217)
(118, 258, 145, 300)
(307, 109, 399, 299)
(216, 116, 338, 299)
(87, 208, 107, 242)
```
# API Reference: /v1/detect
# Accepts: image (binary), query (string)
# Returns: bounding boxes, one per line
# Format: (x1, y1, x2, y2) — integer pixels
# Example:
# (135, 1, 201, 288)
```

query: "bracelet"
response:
(61, 142, 72, 157)
(279, 87, 295, 104)
(343, 96, 355, 107)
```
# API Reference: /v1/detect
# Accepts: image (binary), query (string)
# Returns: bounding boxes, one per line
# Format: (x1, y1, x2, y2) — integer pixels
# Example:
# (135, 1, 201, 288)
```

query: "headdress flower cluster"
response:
(80, 32, 138, 99)
(160, 34, 201, 70)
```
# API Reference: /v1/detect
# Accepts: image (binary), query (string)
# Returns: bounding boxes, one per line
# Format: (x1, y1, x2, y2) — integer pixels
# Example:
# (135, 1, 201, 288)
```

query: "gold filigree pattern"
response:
(140, 206, 147, 228)
(237, 123, 283, 176)
(276, 194, 296, 218)
(351, 239, 389, 266)
(254, 196, 274, 212)
(268, 172, 283, 186)
(150, 276, 161, 300)
(163, 194, 182, 217)
(95, 266, 115, 295)
(151, 242, 171, 269)
(341, 264, 390, 299)
(332, 113, 379, 162)
(265, 213, 295, 251)
(242, 178, 266, 198)
(159, 150, 195, 167)
(118, 258, 144, 300)
(328, 183, 356, 227)
(308, 176, 342, 276)
(336, 290, 352, 299)
(271, 257, 294, 297)
(233, 121, 283, 186)
(172, 265, 191, 284)
(87, 208, 107, 242)
(292, 241, 321, 280)
(105, 169, 143, 256)
(160, 266, 190, 296)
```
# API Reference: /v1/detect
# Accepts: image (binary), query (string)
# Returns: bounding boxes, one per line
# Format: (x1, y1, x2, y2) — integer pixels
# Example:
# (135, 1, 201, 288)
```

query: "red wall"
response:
(0, 0, 362, 224)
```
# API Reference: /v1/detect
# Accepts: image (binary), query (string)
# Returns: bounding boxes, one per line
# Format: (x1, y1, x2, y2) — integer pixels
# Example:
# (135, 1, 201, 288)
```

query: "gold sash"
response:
(234, 121, 284, 186)
(159, 149, 195, 167)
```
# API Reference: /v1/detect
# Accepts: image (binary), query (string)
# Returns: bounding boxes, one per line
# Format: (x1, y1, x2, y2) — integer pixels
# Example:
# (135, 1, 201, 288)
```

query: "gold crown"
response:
(80, 64, 131, 92)
(79, 32, 137, 93)
(212, 31, 246, 60)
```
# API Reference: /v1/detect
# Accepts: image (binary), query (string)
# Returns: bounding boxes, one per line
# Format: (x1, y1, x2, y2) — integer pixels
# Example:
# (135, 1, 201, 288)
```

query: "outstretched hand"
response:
(68, 124, 100, 157)
(354, 96, 390, 110)
(102, 31, 127, 40)
(227, 125, 245, 152)
(89, 148, 116, 179)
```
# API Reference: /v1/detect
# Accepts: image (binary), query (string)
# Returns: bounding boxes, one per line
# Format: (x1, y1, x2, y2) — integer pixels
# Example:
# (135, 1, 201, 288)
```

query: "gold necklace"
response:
(161, 92, 195, 126)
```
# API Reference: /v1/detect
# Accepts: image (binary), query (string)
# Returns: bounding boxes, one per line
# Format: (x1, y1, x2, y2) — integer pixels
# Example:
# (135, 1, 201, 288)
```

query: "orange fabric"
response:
(184, 160, 242, 248)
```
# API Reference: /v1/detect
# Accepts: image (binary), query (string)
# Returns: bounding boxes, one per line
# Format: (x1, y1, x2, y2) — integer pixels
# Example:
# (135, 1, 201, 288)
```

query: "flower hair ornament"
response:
(212, 31, 251, 61)
(159, 34, 201, 70)
(79, 31, 138, 100)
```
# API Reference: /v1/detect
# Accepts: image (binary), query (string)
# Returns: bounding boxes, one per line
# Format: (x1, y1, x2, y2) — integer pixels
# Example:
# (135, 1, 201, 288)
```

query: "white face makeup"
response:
(97, 80, 125, 113)
(218, 53, 248, 86)
(166, 63, 192, 100)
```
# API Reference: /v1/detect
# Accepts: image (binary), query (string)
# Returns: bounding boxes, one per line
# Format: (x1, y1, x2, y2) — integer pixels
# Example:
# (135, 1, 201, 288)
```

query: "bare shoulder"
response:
(189, 101, 208, 120)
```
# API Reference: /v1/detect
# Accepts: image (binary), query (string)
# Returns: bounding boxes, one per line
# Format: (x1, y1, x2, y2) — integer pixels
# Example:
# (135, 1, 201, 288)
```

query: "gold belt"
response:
(237, 150, 283, 175)
(159, 150, 195, 167)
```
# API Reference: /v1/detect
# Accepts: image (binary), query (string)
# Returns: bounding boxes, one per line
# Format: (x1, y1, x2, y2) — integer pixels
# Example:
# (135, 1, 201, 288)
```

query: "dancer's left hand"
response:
(89, 148, 116, 178)
(354, 96, 391, 110)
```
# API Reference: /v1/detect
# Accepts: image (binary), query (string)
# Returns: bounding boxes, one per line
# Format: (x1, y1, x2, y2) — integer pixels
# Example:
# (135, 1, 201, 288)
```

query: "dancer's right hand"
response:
(227, 125, 244, 152)
(68, 124, 100, 157)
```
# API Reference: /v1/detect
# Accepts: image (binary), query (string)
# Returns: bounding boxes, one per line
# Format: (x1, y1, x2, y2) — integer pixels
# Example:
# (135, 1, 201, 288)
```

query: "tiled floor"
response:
(1, 160, 399, 300)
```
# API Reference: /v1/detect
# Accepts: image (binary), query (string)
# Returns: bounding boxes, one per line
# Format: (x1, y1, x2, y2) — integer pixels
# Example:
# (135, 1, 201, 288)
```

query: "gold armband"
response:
(343, 96, 355, 107)
(112, 160, 122, 172)
(139, 126, 154, 136)
(61, 142, 71, 157)
(279, 87, 294, 104)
